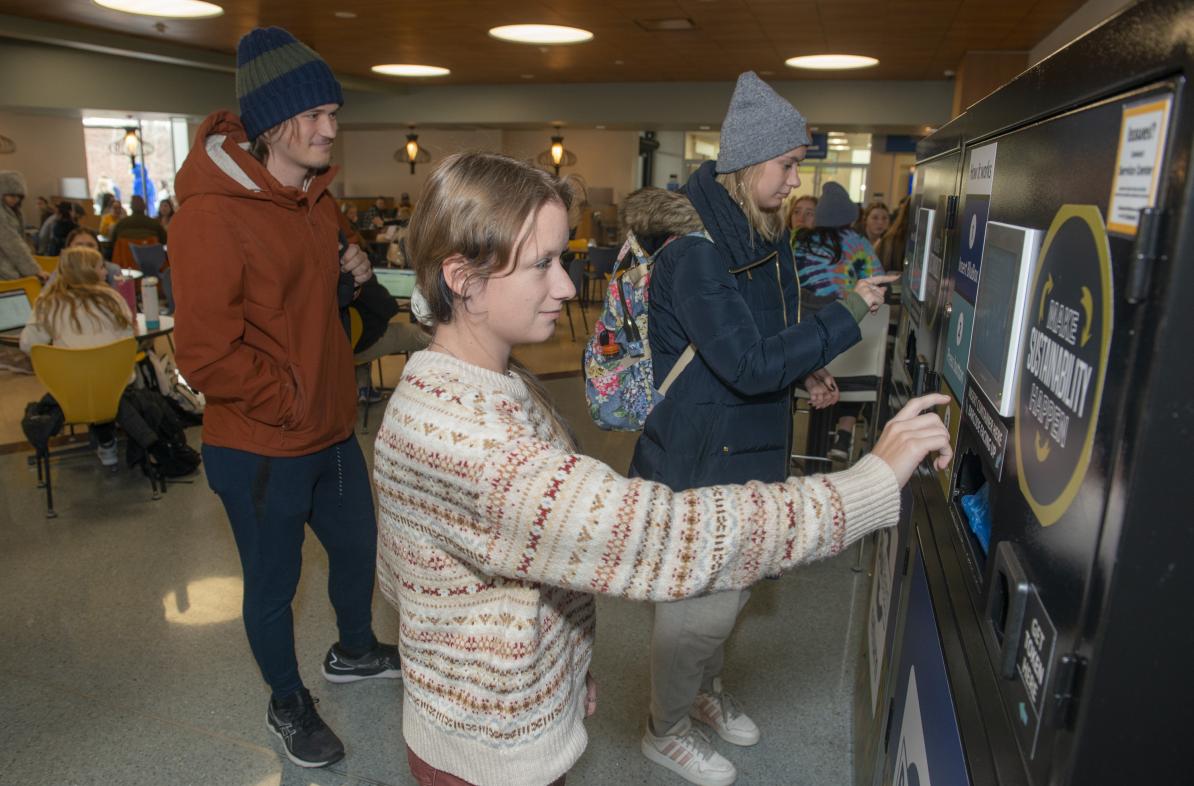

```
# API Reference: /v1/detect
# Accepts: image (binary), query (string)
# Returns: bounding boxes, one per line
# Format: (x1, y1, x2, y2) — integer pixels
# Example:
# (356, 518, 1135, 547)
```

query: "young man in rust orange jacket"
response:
(169, 27, 399, 769)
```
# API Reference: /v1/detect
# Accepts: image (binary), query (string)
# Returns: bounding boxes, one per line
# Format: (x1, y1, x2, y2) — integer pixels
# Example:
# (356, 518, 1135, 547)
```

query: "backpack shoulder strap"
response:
(659, 344, 696, 396)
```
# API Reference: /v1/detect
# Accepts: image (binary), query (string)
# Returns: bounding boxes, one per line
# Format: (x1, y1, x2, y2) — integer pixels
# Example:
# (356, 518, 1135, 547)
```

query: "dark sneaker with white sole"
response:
(322, 640, 402, 684)
(828, 429, 853, 462)
(267, 688, 344, 768)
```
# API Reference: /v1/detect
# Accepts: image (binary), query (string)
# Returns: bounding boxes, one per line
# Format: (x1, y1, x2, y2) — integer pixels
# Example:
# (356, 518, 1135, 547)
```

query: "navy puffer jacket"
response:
(629, 161, 861, 490)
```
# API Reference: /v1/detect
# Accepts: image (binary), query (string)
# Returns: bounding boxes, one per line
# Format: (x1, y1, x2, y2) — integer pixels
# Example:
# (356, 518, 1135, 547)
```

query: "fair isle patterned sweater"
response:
(372, 351, 900, 786)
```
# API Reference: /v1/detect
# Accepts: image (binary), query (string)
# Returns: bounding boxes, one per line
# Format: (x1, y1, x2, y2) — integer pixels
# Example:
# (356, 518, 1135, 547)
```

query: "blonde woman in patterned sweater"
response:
(372, 151, 950, 786)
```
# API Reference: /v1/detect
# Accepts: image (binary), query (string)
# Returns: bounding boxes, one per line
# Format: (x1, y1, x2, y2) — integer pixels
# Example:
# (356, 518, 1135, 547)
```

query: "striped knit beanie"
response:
(236, 27, 343, 142)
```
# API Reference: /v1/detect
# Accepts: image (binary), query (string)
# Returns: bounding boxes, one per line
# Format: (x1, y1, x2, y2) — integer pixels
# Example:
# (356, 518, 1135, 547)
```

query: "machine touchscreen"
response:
(907, 207, 934, 302)
(967, 221, 1042, 416)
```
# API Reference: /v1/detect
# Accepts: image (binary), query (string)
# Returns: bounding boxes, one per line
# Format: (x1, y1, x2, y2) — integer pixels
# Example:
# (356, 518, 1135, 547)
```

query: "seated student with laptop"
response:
(337, 210, 428, 402)
(350, 271, 428, 402)
(19, 246, 197, 474)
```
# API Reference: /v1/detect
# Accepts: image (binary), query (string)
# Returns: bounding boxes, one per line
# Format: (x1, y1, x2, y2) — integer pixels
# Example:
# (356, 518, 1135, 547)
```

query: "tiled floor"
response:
(0, 313, 874, 786)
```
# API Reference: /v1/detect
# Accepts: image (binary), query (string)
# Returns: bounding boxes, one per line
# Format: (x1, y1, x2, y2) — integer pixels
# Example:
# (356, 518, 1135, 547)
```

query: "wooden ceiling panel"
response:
(0, 0, 1087, 83)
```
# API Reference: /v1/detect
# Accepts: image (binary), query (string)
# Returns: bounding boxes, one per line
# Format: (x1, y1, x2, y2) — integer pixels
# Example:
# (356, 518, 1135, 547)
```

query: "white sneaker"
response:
(691, 678, 760, 746)
(642, 717, 737, 786)
(96, 440, 118, 468)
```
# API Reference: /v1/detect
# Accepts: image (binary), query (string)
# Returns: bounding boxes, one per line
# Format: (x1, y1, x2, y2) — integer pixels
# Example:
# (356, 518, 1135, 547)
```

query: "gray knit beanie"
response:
(0, 170, 27, 197)
(816, 182, 858, 228)
(716, 72, 810, 174)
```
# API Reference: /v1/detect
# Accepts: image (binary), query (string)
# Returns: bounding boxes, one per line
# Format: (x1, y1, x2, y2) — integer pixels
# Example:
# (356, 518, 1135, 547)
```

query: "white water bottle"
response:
(142, 276, 160, 330)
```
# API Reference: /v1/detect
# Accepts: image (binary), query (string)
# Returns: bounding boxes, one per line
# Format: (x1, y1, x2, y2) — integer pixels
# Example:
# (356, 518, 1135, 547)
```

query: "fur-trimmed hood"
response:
(618, 187, 704, 239)
(0, 170, 27, 197)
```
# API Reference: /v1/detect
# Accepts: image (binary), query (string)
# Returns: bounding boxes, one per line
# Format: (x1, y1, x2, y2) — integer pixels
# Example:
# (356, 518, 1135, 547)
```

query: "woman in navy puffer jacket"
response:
(631, 72, 894, 786)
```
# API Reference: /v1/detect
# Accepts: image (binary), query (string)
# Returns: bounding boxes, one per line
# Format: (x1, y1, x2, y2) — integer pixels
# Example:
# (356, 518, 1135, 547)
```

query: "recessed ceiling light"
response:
(93, 0, 223, 17)
(488, 24, 594, 45)
(371, 64, 451, 77)
(785, 54, 878, 71)
(635, 18, 695, 32)
(699, 125, 711, 130)
(334, 10, 357, 18)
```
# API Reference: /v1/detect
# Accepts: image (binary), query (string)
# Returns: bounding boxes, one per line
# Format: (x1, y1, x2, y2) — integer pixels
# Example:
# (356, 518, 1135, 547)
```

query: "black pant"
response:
(90, 394, 159, 448)
(203, 435, 378, 699)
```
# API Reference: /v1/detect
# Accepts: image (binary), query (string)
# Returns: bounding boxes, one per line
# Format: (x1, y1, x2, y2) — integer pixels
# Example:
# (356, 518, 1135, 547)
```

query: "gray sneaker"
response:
(642, 717, 737, 786)
(691, 678, 760, 746)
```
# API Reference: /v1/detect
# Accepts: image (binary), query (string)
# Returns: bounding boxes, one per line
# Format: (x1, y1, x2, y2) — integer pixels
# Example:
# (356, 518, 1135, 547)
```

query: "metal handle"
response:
(986, 541, 1032, 679)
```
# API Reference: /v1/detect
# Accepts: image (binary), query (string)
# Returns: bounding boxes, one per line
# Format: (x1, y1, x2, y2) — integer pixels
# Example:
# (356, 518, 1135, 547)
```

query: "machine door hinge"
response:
(944, 194, 960, 230)
(1052, 653, 1085, 728)
(1127, 207, 1165, 303)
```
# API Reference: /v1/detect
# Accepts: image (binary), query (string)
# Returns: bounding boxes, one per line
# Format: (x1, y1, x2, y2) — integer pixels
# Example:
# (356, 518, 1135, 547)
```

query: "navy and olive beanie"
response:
(235, 27, 343, 141)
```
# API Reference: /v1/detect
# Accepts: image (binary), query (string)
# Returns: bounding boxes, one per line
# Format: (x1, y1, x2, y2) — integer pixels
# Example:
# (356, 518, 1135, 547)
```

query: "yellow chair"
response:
(0, 275, 42, 304)
(347, 306, 380, 430)
(567, 238, 590, 254)
(29, 337, 142, 517)
(34, 255, 59, 275)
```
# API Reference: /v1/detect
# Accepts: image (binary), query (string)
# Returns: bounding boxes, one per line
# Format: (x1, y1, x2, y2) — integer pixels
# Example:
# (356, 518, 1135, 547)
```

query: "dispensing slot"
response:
(954, 449, 992, 561)
(986, 542, 1032, 679)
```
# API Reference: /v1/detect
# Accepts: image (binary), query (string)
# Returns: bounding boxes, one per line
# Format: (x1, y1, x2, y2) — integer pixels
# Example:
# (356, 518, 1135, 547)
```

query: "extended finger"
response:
(864, 273, 900, 285)
(892, 394, 951, 423)
(891, 413, 949, 432)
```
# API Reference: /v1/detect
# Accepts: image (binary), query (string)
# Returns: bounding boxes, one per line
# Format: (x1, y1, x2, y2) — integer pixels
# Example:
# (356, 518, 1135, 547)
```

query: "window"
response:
(83, 117, 190, 217)
(682, 130, 872, 202)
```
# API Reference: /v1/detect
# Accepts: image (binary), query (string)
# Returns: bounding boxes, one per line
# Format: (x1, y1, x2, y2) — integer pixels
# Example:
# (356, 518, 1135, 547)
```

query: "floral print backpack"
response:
(582, 231, 699, 430)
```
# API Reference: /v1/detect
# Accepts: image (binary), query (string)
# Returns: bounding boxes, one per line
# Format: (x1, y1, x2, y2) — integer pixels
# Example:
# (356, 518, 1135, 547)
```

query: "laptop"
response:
(374, 269, 416, 299)
(0, 290, 32, 332)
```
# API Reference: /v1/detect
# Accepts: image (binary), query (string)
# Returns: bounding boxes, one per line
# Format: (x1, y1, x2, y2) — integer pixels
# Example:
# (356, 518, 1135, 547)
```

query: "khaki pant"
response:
(649, 588, 751, 731)
(354, 321, 430, 388)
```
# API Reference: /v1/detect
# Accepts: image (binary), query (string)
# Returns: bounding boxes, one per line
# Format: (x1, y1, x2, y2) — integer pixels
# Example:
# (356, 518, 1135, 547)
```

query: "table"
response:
(0, 314, 173, 349)
(137, 314, 174, 349)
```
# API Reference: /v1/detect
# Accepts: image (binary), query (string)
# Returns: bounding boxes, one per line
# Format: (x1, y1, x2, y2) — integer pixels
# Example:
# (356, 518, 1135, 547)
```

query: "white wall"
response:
(651, 131, 686, 189)
(336, 128, 502, 198)
(0, 110, 88, 224)
(500, 129, 639, 203)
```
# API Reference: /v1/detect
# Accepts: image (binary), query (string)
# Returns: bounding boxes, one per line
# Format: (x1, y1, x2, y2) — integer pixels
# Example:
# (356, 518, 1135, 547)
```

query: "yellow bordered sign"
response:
(1107, 95, 1171, 236)
(1014, 205, 1113, 526)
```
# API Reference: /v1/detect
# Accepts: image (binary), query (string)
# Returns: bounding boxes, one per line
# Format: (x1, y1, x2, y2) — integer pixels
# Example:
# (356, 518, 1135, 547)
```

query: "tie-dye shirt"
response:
(792, 228, 881, 298)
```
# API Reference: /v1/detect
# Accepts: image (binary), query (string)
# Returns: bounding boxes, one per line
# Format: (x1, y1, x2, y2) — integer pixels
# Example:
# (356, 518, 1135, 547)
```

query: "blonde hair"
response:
(34, 247, 132, 336)
(407, 151, 579, 449)
(716, 163, 785, 246)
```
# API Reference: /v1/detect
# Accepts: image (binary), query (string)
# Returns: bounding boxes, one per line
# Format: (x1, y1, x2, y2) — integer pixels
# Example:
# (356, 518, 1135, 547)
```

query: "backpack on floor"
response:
(582, 231, 699, 431)
(120, 388, 201, 477)
(136, 348, 205, 421)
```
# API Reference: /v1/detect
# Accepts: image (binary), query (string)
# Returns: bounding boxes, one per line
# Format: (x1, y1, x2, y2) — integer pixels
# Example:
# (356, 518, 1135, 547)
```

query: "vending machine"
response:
(857, 2, 1194, 785)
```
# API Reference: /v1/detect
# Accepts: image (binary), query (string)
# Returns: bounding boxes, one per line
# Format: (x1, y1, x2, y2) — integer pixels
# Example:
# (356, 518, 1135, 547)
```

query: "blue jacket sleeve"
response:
(670, 239, 861, 396)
